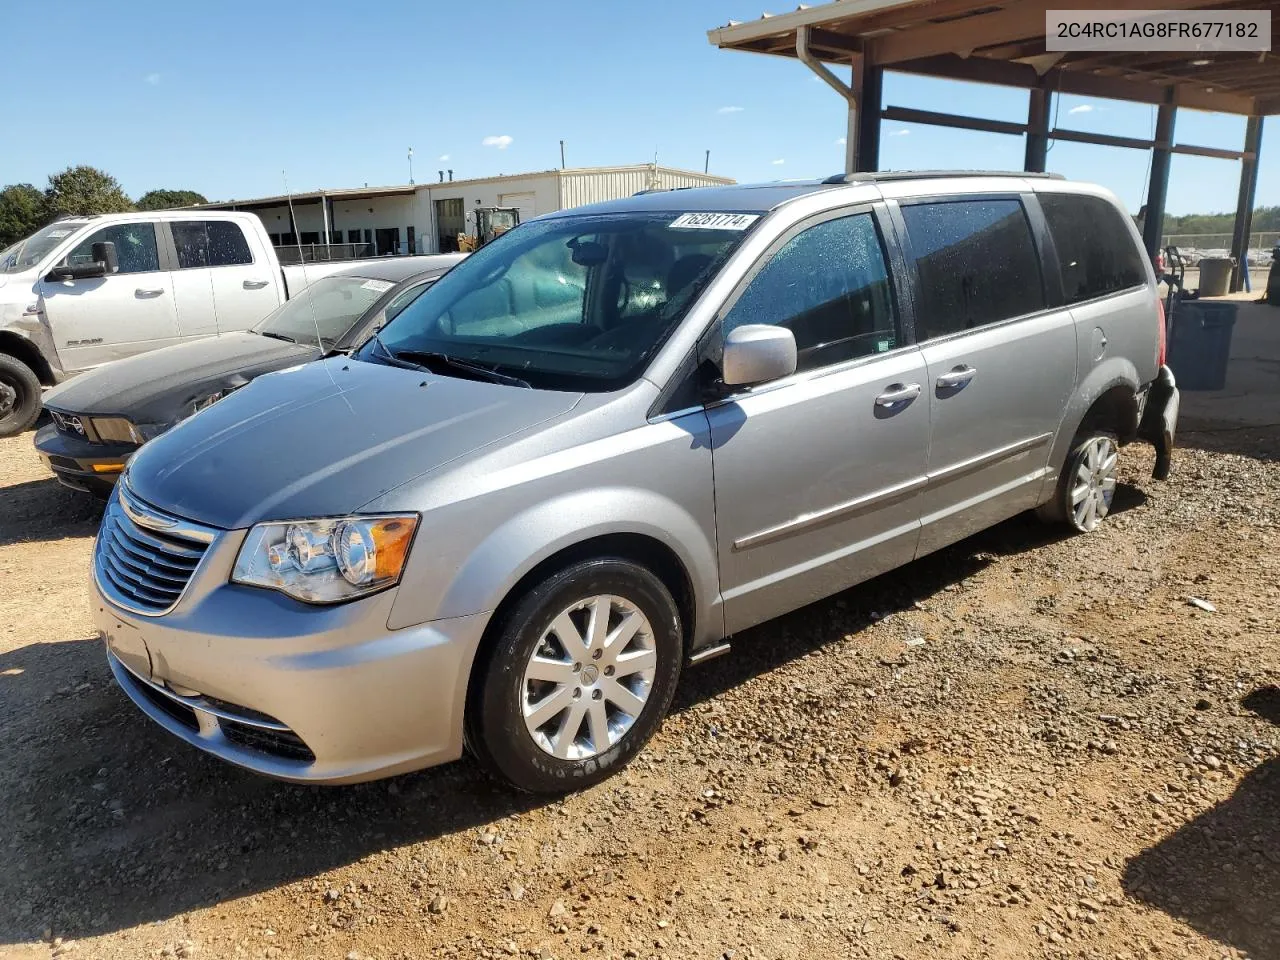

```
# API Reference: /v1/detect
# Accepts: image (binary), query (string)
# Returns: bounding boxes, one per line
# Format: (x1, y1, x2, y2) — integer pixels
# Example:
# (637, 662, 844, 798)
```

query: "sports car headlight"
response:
(231, 515, 418, 604)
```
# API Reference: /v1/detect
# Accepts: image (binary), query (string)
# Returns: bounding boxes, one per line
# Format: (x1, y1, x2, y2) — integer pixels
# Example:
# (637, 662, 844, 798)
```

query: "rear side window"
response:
(1040, 194, 1147, 303)
(723, 213, 898, 373)
(901, 199, 1045, 340)
(172, 220, 254, 268)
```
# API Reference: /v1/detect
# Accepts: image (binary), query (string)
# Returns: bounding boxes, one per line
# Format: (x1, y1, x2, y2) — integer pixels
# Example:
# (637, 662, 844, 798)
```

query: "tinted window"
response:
(902, 200, 1044, 340)
(66, 223, 159, 274)
(172, 220, 254, 268)
(723, 213, 897, 373)
(1040, 194, 1146, 304)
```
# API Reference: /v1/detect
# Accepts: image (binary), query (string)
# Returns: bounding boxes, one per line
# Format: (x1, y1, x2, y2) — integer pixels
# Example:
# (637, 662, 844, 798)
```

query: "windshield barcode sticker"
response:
(361, 279, 394, 291)
(669, 213, 759, 231)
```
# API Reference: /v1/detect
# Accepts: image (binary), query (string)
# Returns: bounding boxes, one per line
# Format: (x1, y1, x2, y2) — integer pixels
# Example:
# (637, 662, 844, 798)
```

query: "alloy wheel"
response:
(1070, 435, 1118, 532)
(521, 594, 657, 760)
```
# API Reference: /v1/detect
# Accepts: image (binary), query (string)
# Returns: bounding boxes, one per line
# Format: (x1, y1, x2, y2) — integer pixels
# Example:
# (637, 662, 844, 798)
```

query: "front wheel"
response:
(1037, 431, 1119, 533)
(466, 558, 682, 793)
(0, 353, 42, 437)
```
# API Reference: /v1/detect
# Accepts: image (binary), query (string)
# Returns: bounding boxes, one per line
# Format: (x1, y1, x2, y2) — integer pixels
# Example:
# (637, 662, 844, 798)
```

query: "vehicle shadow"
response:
(0, 476, 103, 547)
(0, 497, 1139, 944)
(1121, 687, 1280, 960)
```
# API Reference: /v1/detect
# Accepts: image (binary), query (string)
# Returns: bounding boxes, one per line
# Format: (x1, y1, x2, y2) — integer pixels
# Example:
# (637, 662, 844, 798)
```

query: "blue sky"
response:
(1, 0, 1271, 216)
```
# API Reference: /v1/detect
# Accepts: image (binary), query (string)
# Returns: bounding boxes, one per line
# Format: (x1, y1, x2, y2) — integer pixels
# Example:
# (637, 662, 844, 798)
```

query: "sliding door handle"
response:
(936, 365, 977, 390)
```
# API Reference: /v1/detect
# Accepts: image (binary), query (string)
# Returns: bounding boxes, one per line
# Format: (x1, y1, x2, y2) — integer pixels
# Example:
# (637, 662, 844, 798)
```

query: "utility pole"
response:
(408, 147, 414, 184)
(704, 149, 710, 174)
(559, 140, 566, 169)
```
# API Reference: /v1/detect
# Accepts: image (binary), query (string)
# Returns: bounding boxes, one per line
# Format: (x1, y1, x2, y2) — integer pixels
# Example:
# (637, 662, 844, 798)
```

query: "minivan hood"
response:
(126, 357, 583, 529)
(43, 332, 316, 423)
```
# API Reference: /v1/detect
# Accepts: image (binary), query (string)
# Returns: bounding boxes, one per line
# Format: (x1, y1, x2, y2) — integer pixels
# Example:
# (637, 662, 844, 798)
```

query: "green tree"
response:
(135, 188, 208, 210)
(44, 165, 133, 217)
(0, 183, 49, 247)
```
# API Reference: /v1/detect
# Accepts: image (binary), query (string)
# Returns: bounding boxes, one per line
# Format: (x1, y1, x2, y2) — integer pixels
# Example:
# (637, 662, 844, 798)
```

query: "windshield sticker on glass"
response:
(361, 279, 394, 292)
(669, 213, 759, 231)
(48, 230, 72, 239)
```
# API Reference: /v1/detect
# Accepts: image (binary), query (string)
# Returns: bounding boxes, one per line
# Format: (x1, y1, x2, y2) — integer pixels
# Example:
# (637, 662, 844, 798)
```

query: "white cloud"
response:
(438, 153, 450, 161)
(835, 137, 846, 146)
(144, 72, 161, 85)
(717, 105, 745, 114)
(771, 158, 786, 165)
(1068, 104, 1094, 115)
(482, 135, 513, 150)
(889, 128, 910, 137)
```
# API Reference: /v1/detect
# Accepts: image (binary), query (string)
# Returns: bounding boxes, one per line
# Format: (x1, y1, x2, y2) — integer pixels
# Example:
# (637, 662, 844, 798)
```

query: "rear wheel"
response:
(0, 354, 42, 438)
(1037, 430, 1119, 533)
(466, 558, 682, 793)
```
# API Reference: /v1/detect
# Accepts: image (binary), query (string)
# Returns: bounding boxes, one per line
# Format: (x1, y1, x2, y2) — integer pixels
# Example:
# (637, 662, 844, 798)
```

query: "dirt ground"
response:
(2, 414, 1278, 960)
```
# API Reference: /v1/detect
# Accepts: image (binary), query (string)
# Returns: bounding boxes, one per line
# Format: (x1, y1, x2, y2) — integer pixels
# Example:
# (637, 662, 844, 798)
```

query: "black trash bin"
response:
(1167, 299, 1238, 391)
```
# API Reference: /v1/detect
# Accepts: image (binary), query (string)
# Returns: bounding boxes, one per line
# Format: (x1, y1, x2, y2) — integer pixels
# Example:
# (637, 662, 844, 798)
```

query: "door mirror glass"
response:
(722, 323, 797, 386)
(91, 241, 119, 275)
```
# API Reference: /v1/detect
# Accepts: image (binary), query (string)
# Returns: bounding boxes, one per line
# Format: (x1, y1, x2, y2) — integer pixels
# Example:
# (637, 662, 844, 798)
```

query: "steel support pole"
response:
(1024, 86, 1050, 173)
(856, 62, 883, 172)
(1142, 101, 1176, 265)
(1229, 116, 1264, 292)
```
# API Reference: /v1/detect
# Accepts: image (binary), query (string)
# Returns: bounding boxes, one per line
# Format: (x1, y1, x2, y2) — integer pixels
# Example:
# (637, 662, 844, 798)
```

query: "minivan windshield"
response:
(254, 275, 398, 348)
(356, 211, 756, 390)
(0, 220, 89, 274)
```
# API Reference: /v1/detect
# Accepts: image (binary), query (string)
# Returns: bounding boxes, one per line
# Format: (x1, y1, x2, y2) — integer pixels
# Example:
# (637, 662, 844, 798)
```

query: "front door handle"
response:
(242, 279, 270, 289)
(874, 382, 923, 408)
(135, 288, 164, 297)
(936, 365, 977, 390)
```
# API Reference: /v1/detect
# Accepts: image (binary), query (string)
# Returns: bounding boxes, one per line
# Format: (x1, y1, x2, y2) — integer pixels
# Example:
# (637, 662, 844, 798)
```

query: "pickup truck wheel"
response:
(0, 354, 42, 437)
(467, 558, 682, 793)
(1037, 431, 1119, 533)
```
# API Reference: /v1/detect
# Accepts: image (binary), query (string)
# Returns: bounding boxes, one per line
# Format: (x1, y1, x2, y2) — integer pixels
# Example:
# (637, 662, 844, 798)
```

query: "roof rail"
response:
(822, 170, 1066, 185)
(632, 185, 698, 196)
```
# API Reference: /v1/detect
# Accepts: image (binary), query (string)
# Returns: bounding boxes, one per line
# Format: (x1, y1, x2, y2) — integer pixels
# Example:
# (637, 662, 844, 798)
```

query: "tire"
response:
(1036, 430, 1120, 533)
(466, 558, 682, 793)
(0, 353, 42, 438)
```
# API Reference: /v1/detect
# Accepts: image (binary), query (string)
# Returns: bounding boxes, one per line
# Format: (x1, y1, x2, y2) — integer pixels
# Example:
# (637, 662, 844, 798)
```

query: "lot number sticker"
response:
(669, 213, 759, 231)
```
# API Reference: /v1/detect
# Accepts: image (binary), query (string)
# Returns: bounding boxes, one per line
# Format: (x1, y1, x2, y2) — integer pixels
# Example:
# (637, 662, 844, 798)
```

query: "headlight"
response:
(89, 416, 145, 444)
(231, 515, 418, 604)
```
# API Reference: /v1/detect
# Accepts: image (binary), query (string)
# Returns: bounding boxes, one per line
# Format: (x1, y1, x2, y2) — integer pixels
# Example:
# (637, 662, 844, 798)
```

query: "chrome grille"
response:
(94, 485, 218, 616)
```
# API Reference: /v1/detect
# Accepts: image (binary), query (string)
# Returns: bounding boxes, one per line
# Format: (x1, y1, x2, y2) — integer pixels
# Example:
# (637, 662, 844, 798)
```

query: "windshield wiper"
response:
(393, 348, 531, 389)
(258, 331, 297, 343)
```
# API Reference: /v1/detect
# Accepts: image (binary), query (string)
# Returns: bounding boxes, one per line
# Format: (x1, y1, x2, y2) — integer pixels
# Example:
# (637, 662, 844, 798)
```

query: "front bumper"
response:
(93, 514, 492, 784)
(1138, 364, 1180, 481)
(34, 423, 136, 496)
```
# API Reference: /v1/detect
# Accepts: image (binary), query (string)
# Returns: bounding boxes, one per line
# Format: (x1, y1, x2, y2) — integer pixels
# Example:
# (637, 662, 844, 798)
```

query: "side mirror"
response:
(45, 241, 119, 282)
(722, 323, 797, 387)
(92, 241, 119, 275)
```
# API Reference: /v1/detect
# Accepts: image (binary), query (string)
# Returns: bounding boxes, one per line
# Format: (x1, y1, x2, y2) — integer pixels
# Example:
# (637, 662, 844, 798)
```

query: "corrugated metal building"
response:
(199, 164, 734, 256)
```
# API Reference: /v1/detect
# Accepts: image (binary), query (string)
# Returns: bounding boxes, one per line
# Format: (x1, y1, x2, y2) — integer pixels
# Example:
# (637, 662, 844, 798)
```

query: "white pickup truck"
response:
(0, 210, 359, 436)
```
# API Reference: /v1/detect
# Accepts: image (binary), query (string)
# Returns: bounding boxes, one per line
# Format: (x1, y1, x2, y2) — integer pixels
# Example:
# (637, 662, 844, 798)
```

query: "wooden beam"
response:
(1230, 117, 1264, 291)
(892, 53, 1258, 114)
(883, 104, 1029, 135)
(868, 0, 1208, 66)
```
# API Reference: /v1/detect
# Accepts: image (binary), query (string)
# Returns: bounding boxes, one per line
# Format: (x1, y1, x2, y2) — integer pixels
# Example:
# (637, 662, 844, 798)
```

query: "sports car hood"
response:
(125, 357, 583, 529)
(43, 332, 316, 423)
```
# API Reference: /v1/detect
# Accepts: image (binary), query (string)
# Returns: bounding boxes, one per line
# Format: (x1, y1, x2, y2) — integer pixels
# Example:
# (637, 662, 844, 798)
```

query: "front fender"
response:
(427, 488, 719, 632)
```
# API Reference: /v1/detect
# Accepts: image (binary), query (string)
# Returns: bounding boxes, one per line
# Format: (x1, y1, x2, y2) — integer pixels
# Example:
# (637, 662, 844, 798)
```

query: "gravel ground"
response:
(1, 426, 1277, 960)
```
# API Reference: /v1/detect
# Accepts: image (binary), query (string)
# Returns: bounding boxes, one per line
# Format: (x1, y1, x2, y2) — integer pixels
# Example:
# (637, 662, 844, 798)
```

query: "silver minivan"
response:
(93, 173, 1179, 792)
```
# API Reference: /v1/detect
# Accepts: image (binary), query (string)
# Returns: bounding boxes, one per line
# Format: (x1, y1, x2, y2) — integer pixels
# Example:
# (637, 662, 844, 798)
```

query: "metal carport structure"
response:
(708, 0, 1279, 290)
